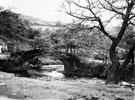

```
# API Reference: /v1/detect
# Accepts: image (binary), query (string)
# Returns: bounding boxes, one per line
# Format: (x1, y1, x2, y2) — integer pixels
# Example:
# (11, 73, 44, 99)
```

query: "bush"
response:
(94, 53, 107, 60)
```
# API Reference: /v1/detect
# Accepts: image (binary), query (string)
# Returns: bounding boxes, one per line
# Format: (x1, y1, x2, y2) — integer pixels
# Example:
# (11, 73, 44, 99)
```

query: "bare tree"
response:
(62, 0, 135, 84)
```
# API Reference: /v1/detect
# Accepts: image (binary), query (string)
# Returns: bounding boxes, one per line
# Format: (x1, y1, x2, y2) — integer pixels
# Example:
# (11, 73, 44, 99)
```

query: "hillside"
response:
(19, 15, 48, 25)
(19, 15, 61, 31)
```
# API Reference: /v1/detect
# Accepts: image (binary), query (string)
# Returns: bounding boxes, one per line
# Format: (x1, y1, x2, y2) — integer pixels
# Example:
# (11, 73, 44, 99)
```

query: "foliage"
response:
(0, 8, 46, 52)
(0, 9, 26, 41)
(49, 24, 111, 60)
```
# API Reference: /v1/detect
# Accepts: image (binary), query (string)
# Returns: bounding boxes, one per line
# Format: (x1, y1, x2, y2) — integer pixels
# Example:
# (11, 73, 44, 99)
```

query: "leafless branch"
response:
(72, 0, 98, 18)
(116, 0, 135, 40)
(98, 0, 125, 17)
(104, 14, 118, 26)
(64, 0, 115, 41)
(98, 18, 115, 41)
(129, 20, 135, 26)
(126, 0, 130, 6)
(129, 13, 135, 19)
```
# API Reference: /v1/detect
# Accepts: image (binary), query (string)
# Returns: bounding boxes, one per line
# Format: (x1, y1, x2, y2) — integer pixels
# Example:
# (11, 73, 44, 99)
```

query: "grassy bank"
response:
(0, 71, 134, 100)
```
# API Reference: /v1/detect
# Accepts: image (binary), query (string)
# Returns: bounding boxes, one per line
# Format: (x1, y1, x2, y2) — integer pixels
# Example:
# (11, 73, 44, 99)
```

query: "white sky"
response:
(0, 0, 73, 22)
(0, 0, 121, 28)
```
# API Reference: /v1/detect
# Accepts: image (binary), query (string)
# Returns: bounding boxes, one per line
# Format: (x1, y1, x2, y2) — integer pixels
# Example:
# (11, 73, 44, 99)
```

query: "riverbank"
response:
(0, 71, 134, 100)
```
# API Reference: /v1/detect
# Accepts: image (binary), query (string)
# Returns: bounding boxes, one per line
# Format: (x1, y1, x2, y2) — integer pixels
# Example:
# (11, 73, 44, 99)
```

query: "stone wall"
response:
(59, 53, 133, 80)
(59, 53, 108, 78)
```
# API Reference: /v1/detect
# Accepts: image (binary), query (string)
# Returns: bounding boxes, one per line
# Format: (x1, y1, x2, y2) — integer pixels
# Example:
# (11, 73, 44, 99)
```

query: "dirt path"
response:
(0, 71, 134, 100)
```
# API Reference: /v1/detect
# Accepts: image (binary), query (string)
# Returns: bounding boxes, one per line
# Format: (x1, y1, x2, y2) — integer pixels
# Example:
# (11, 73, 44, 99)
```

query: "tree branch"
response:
(64, 0, 115, 41)
(98, 0, 125, 17)
(129, 20, 135, 26)
(104, 13, 118, 26)
(98, 18, 115, 41)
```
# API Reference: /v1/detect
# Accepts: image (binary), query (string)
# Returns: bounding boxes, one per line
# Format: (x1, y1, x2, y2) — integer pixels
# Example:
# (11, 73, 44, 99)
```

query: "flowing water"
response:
(39, 65, 65, 78)
(27, 64, 106, 85)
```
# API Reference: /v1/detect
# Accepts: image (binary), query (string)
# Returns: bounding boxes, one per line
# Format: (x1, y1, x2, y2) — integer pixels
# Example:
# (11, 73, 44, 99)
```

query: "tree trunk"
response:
(118, 47, 134, 80)
(107, 42, 135, 84)
(133, 53, 135, 80)
(133, 42, 135, 80)
(131, 43, 135, 79)
(129, 49, 134, 78)
(119, 42, 135, 80)
(106, 42, 120, 84)
(106, 19, 129, 84)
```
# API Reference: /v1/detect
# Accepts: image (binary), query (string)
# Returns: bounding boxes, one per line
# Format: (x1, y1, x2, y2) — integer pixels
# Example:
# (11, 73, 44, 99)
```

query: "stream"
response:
(41, 65, 65, 78)
(26, 65, 65, 78)
(27, 65, 105, 84)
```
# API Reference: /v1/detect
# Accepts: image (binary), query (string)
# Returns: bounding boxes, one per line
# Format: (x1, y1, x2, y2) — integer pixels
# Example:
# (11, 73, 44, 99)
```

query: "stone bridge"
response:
(53, 51, 107, 78)
(0, 49, 43, 72)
